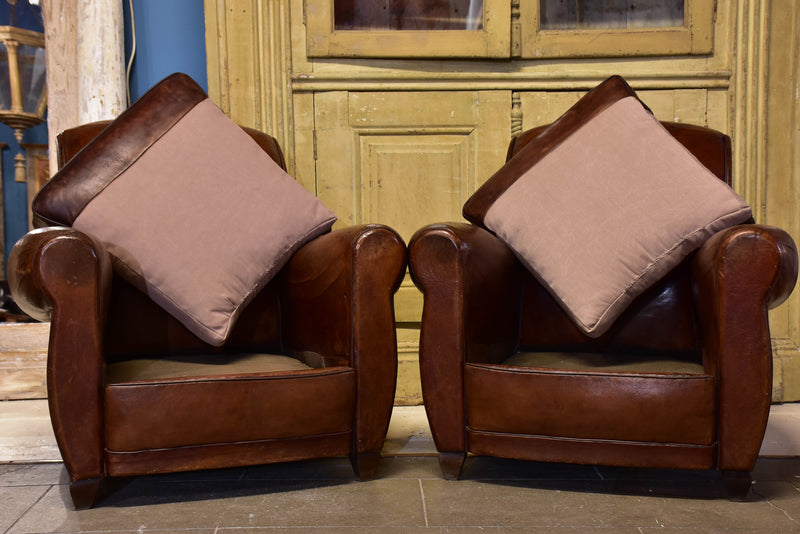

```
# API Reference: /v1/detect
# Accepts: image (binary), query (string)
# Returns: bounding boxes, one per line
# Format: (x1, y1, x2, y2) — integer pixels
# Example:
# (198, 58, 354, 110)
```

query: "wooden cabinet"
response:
(305, 0, 713, 58)
(205, 0, 800, 403)
(306, 0, 509, 57)
(526, 0, 713, 57)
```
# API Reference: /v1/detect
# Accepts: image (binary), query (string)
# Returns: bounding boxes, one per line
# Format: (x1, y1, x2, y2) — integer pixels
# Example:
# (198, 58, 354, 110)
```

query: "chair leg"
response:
(69, 477, 105, 509)
(722, 470, 752, 501)
(438, 451, 467, 480)
(350, 451, 382, 480)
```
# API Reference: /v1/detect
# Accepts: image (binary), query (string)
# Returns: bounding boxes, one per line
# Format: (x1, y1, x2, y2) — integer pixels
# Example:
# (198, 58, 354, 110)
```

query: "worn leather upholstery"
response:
(409, 121, 798, 498)
(10, 121, 407, 508)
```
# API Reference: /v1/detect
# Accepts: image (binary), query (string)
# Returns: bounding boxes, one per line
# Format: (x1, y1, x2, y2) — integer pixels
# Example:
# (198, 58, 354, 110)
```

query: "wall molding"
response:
(204, 0, 295, 172)
(764, 0, 800, 401)
(289, 72, 733, 93)
(731, 0, 769, 217)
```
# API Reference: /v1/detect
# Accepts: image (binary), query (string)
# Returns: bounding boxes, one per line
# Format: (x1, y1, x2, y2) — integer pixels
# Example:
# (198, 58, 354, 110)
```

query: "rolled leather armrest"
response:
(409, 222, 524, 453)
(280, 224, 406, 454)
(692, 224, 798, 471)
(8, 226, 112, 484)
(9, 227, 112, 322)
(280, 224, 406, 361)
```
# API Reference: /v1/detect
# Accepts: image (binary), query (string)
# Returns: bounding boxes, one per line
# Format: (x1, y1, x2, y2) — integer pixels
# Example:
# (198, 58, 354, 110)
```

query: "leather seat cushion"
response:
(503, 351, 705, 374)
(464, 361, 716, 445)
(104, 366, 356, 452)
(106, 352, 315, 383)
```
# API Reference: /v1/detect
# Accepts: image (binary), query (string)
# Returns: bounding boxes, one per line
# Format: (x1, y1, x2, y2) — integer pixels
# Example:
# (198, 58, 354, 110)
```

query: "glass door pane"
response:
(334, 0, 484, 30)
(306, 0, 508, 57)
(540, 0, 684, 30)
(521, 0, 713, 57)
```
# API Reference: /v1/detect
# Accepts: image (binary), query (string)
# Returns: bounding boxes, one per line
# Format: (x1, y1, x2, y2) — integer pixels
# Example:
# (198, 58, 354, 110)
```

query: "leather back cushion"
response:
(518, 256, 699, 353)
(37, 74, 336, 346)
(470, 78, 752, 338)
(56, 121, 287, 174)
(509, 114, 732, 352)
(508, 121, 732, 185)
(56, 114, 290, 356)
(103, 275, 283, 360)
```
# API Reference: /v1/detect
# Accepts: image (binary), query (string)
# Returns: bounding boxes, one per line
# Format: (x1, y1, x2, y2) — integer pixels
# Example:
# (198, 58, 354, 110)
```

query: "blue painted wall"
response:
(1, 1, 207, 273)
(124, 0, 208, 103)
(0, 1, 46, 273)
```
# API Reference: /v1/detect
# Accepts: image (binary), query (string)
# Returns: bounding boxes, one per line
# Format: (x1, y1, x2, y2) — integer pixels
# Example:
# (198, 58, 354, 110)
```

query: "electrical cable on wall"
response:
(126, 0, 136, 107)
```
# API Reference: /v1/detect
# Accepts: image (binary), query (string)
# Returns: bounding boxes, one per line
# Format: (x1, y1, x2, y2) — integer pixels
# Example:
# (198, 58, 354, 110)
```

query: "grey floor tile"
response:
(591, 465, 729, 499)
(378, 456, 442, 479)
(750, 480, 800, 526)
(630, 493, 800, 530)
(439, 529, 643, 533)
(640, 529, 800, 534)
(83, 532, 215, 534)
(216, 527, 438, 533)
(421, 478, 666, 528)
(214, 478, 426, 528)
(3, 458, 800, 532)
(240, 458, 357, 481)
(216, 528, 642, 533)
(456, 458, 728, 500)
(1, 484, 49, 533)
(0, 463, 68, 486)
(461, 457, 604, 481)
(433, 528, 643, 533)
(138, 466, 249, 484)
(8, 483, 242, 533)
(8, 476, 426, 532)
(752, 457, 800, 482)
(420, 476, 800, 530)
(209, 456, 438, 482)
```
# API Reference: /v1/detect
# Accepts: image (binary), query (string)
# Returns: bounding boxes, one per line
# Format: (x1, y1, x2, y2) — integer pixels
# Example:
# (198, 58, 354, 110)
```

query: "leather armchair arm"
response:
(409, 223, 524, 454)
(8, 227, 112, 484)
(280, 224, 406, 457)
(692, 224, 798, 471)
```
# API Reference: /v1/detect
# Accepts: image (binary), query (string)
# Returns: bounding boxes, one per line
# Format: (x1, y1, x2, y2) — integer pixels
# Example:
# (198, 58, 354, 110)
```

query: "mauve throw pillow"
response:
(464, 76, 751, 337)
(33, 73, 336, 346)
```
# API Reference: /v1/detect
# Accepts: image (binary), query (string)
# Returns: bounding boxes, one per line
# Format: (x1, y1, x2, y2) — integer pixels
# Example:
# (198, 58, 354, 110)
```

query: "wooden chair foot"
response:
(350, 451, 382, 480)
(722, 470, 752, 501)
(69, 477, 105, 509)
(438, 451, 467, 480)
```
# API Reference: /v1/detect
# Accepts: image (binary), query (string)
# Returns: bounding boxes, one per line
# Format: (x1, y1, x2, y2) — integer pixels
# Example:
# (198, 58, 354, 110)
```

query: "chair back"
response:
(506, 122, 733, 354)
(53, 121, 287, 357)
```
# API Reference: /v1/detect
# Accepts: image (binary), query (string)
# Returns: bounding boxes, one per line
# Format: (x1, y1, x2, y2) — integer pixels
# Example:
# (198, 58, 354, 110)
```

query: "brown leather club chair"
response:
(409, 121, 798, 498)
(9, 121, 407, 509)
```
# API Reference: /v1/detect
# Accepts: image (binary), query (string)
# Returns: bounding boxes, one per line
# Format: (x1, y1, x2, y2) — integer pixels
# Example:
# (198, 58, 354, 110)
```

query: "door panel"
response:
(312, 90, 509, 402)
(521, 0, 714, 57)
(519, 88, 727, 133)
(314, 90, 509, 321)
(360, 134, 469, 241)
(306, 0, 510, 58)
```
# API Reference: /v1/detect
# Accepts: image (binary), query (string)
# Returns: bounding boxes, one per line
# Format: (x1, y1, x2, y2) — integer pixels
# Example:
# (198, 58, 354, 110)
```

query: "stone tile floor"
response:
(2, 403, 800, 533)
(2, 457, 800, 533)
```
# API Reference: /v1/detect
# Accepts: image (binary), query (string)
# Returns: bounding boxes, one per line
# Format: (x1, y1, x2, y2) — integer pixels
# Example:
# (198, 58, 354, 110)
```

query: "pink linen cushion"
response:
(33, 74, 336, 346)
(467, 79, 751, 338)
